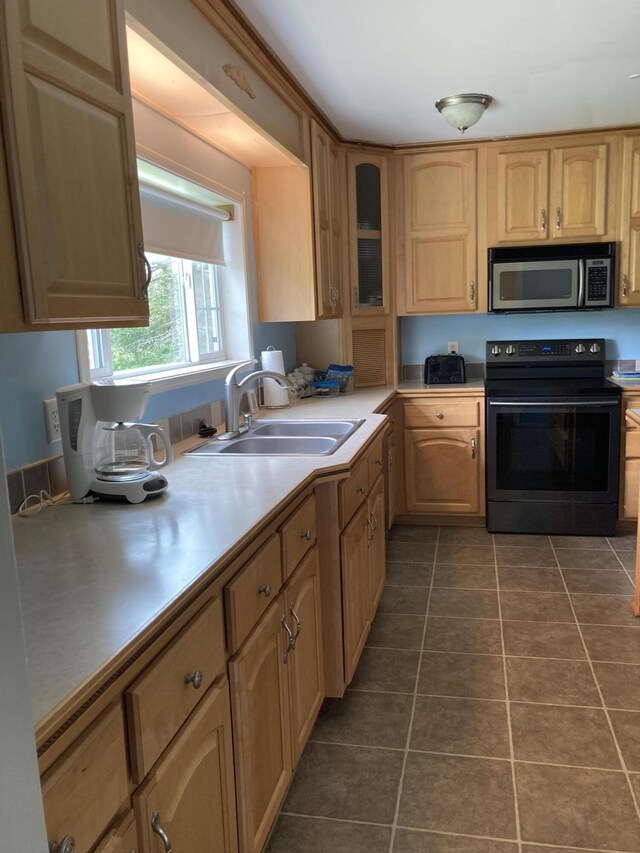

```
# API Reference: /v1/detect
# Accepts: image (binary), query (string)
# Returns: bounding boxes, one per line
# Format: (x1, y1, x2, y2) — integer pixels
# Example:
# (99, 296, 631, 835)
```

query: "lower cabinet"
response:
(341, 501, 372, 684)
(134, 676, 238, 853)
(403, 395, 485, 517)
(621, 394, 640, 520)
(230, 547, 323, 853)
(369, 474, 386, 612)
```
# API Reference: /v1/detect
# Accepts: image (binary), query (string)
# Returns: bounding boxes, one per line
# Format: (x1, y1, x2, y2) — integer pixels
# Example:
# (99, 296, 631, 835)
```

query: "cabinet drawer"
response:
(339, 454, 369, 529)
(225, 534, 282, 653)
(403, 398, 481, 428)
(42, 703, 129, 853)
(127, 597, 226, 782)
(367, 435, 385, 488)
(280, 493, 317, 579)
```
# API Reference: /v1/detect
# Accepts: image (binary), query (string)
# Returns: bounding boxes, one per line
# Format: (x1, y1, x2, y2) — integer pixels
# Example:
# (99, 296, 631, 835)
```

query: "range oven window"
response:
(495, 408, 611, 493)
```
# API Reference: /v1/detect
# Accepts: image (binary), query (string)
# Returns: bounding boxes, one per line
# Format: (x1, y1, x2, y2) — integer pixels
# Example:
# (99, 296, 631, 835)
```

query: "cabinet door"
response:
(404, 150, 477, 314)
(135, 677, 238, 853)
(230, 599, 291, 853)
(285, 548, 324, 764)
(341, 501, 372, 684)
(620, 134, 640, 307)
(0, 0, 148, 327)
(386, 427, 398, 529)
(348, 153, 390, 316)
(404, 428, 482, 514)
(552, 144, 608, 239)
(368, 474, 386, 616)
(311, 121, 340, 318)
(495, 149, 549, 241)
(329, 140, 345, 317)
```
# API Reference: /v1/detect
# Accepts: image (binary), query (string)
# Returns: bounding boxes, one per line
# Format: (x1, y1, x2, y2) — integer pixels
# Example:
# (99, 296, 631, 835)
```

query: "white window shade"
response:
(139, 183, 228, 265)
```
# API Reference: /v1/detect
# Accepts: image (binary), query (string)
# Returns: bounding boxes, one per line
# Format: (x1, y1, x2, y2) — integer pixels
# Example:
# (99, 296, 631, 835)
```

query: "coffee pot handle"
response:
(136, 424, 173, 470)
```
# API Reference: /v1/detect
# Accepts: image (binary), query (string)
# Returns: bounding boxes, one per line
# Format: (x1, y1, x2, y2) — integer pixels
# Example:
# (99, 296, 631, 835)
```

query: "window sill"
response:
(112, 359, 249, 394)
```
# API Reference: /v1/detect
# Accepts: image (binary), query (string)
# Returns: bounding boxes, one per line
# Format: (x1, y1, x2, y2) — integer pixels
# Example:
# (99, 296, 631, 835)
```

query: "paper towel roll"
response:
(261, 348, 289, 408)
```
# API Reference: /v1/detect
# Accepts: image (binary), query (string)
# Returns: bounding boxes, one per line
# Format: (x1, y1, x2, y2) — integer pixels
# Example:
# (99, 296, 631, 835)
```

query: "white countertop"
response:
(13, 388, 394, 728)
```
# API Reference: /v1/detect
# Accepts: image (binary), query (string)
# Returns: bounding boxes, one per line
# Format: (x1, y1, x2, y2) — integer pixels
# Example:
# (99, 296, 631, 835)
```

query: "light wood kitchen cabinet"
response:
(403, 395, 485, 517)
(41, 703, 129, 853)
(341, 500, 373, 684)
(619, 133, 640, 307)
(347, 151, 391, 316)
(402, 149, 478, 314)
(0, 0, 148, 330)
(621, 393, 640, 520)
(285, 548, 324, 764)
(230, 597, 291, 853)
(368, 474, 386, 613)
(311, 119, 345, 318)
(134, 677, 238, 853)
(490, 139, 612, 243)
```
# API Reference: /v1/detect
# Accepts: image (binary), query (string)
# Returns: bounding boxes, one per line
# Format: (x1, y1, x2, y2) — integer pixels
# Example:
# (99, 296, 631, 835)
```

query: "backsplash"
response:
(401, 359, 640, 382)
(6, 399, 225, 514)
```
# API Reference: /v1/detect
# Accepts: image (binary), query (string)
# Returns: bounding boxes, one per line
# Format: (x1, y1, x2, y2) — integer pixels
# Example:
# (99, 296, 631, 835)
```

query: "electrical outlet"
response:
(448, 341, 459, 354)
(44, 399, 61, 444)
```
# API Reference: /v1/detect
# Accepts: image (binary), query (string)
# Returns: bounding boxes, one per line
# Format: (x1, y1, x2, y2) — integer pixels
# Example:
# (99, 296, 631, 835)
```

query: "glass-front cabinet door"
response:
(347, 152, 390, 315)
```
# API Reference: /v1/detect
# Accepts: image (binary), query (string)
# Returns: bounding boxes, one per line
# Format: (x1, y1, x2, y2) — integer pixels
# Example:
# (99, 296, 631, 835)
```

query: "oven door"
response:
(486, 395, 620, 503)
(490, 260, 581, 311)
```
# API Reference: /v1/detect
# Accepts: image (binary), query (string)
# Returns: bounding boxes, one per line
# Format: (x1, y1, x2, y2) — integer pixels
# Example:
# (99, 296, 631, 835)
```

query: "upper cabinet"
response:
(619, 133, 640, 307)
(0, 0, 148, 332)
(347, 152, 390, 316)
(310, 120, 344, 318)
(401, 149, 479, 315)
(488, 137, 615, 244)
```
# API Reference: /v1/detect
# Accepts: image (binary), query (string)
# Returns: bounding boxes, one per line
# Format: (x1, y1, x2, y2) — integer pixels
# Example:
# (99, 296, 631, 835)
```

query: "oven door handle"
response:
(578, 258, 586, 307)
(488, 400, 619, 408)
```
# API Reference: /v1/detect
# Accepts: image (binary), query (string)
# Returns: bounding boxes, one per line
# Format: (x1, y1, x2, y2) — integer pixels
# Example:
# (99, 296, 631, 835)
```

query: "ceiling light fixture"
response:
(435, 93, 493, 133)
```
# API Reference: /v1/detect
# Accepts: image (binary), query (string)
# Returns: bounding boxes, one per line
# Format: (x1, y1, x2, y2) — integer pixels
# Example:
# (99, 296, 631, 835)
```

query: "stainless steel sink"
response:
(185, 418, 364, 456)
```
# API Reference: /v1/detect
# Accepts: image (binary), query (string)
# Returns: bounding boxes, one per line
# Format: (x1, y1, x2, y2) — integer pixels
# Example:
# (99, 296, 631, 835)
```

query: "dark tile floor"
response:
(266, 526, 640, 853)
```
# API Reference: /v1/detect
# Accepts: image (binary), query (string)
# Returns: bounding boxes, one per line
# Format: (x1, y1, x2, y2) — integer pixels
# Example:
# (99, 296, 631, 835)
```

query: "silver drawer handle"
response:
(49, 838, 75, 853)
(301, 529, 312, 541)
(184, 669, 203, 689)
(282, 615, 294, 663)
(469, 280, 475, 303)
(436, 412, 444, 419)
(151, 812, 173, 853)
(555, 206, 562, 230)
(623, 274, 629, 299)
(259, 583, 272, 597)
(289, 605, 302, 648)
(470, 437, 477, 460)
(540, 208, 547, 232)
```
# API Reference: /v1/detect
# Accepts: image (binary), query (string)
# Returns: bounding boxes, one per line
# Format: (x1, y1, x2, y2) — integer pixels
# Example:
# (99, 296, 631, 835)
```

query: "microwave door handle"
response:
(578, 259, 586, 307)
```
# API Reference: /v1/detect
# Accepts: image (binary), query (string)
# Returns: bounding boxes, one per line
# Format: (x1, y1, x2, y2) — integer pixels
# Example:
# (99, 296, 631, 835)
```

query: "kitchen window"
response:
(80, 159, 249, 389)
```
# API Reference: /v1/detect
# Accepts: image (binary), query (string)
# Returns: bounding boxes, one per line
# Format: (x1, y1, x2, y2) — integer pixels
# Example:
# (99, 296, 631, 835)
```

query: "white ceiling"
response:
(235, 0, 640, 145)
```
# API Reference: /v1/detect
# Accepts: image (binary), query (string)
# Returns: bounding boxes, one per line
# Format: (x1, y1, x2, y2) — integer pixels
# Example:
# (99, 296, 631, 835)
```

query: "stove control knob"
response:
(505, 345, 516, 356)
(589, 342, 601, 354)
(491, 346, 502, 356)
(575, 344, 586, 354)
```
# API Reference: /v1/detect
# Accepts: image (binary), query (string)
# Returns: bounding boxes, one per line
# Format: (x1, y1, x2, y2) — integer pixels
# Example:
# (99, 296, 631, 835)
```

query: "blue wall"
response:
(401, 308, 640, 364)
(0, 320, 296, 472)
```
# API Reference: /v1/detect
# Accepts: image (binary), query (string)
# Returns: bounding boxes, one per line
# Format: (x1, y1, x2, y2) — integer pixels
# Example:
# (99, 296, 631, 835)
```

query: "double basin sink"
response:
(186, 419, 365, 457)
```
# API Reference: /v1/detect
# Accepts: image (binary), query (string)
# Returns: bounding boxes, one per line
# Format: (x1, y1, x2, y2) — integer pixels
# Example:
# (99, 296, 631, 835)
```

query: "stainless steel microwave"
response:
(488, 242, 615, 313)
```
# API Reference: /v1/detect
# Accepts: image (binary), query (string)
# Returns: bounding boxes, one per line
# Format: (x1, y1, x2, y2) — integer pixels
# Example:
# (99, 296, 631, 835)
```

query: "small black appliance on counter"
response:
(424, 354, 466, 385)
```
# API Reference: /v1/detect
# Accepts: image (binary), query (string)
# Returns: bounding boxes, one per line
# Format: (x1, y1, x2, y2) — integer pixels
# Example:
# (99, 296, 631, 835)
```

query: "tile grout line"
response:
(548, 538, 640, 835)
(492, 533, 524, 852)
(386, 525, 441, 853)
(607, 537, 636, 587)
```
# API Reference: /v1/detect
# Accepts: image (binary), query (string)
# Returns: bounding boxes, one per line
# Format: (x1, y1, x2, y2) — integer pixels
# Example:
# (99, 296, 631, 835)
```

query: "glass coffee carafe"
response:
(93, 421, 172, 482)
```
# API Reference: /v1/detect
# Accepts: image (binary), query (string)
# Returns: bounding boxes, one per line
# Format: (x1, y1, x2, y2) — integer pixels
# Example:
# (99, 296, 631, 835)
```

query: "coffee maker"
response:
(57, 382, 172, 504)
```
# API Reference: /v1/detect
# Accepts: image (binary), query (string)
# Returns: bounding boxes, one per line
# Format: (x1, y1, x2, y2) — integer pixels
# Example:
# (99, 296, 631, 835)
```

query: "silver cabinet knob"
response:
(50, 838, 75, 853)
(301, 530, 312, 541)
(491, 345, 502, 356)
(589, 342, 601, 353)
(505, 345, 516, 355)
(436, 412, 444, 419)
(184, 669, 203, 689)
(258, 583, 272, 597)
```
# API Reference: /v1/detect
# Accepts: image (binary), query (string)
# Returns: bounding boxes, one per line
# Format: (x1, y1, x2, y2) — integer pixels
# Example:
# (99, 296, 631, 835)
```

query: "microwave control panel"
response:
(585, 258, 612, 306)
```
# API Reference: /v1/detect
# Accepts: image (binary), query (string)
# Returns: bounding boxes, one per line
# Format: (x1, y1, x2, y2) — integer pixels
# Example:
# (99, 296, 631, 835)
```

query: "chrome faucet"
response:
(218, 359, 293, 439)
